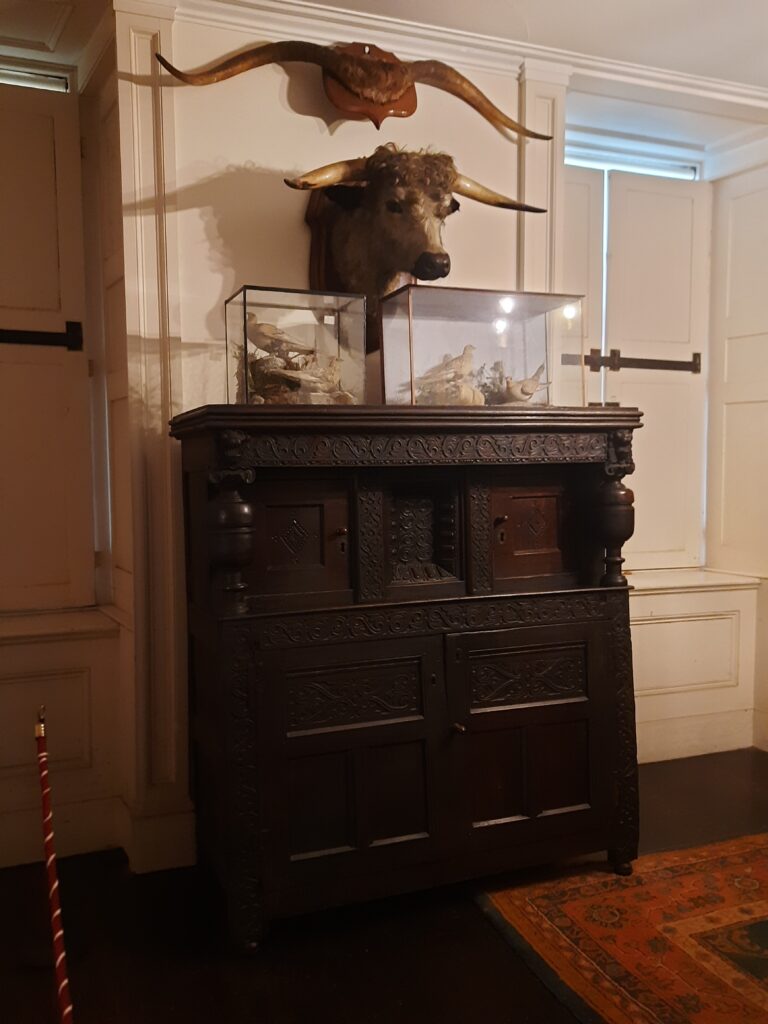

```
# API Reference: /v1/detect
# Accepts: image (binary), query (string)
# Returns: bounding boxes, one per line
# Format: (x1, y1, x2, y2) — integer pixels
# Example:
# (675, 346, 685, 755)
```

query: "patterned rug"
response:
(481, 834, 768, 1023)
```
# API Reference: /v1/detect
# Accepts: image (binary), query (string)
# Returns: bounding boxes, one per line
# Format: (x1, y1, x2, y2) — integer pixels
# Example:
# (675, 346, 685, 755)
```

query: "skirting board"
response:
(1, 796, 196, 873)
(637, 708, 753, 764)
(114, 802, 196, 874)
(0, 797, 122, 869)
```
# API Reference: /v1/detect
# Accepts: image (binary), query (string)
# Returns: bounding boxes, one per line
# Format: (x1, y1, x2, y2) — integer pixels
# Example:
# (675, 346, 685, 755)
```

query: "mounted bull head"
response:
(156, 41, 551, 137)
(285, 145, 544, 314)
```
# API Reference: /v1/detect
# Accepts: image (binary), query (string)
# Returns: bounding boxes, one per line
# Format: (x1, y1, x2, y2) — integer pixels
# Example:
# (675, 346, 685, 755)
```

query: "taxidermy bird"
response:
(415, 344, 477, 385)
(245, 315, 316, 361)
(503, 363, 548, 403)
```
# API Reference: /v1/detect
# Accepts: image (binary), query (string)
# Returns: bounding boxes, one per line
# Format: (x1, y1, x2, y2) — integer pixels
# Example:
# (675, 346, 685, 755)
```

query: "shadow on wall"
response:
(123, 164, 306, 339)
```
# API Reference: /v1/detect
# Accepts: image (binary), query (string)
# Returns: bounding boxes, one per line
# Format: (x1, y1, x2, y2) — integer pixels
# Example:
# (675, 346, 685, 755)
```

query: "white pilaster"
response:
(517, 59, 572, 293)
(113, 0, 194, 869)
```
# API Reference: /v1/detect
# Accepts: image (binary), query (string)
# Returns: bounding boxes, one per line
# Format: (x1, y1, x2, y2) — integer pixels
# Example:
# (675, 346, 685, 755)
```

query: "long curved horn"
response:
(285, 157, 368, 190)
(454, 173, 546, 212)
(408, 60, 552, 140)
(156, 41, 349, 86)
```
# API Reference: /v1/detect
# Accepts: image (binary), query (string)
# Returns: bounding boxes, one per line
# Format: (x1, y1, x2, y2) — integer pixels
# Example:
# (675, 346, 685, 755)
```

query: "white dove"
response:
(503, 363, 548, 403)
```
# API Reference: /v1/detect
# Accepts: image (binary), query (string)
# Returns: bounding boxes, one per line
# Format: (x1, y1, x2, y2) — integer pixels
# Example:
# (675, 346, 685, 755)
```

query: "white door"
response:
(0, 84, 94, 610)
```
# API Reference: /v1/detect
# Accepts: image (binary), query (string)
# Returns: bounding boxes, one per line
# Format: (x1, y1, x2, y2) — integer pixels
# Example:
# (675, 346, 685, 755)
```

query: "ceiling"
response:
(326, 0, 768, 91)
(0, 0, 107, 67)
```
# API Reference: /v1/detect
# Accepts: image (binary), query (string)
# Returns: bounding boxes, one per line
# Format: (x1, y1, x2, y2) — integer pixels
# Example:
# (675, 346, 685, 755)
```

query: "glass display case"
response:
(380, 286, 585, 407)
(225, 286, 366, 405)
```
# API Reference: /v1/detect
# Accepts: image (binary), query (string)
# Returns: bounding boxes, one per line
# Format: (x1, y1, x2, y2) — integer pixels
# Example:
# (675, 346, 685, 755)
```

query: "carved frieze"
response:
(470, 647, 586, 708)
(257, 591, 610, 649)
(214, 431, 608, 471)
(287, 660, 421, 732)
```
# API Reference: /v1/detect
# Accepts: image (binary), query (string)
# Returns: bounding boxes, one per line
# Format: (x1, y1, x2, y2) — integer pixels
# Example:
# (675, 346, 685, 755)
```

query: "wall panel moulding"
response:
(119, 0, 768, 124)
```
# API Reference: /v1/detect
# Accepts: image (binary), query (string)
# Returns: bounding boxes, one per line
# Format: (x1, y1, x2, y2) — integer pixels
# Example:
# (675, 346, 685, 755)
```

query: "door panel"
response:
(262, 635, 445, 888)
(446, 623, 611, 849)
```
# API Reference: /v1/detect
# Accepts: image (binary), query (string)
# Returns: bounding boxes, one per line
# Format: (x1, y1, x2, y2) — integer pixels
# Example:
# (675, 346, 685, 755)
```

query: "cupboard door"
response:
(445, 623, 613, 849)
(261, 635, 446, 892)
(247, 479, 351, 603)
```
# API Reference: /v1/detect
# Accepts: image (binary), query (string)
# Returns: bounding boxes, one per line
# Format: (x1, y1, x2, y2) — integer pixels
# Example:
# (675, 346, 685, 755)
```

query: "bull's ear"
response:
(449, 197, 461, 214)
(324, 185, 365, 210)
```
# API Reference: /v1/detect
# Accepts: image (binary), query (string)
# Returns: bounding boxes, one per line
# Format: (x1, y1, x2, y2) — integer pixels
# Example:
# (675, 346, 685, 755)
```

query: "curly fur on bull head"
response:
(287, 144, 545, 312)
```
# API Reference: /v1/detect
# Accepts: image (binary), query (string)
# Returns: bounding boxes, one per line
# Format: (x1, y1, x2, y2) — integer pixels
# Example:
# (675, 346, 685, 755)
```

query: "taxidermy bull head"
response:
(155, 41, 551, 137)
(285, 144, 545, 313)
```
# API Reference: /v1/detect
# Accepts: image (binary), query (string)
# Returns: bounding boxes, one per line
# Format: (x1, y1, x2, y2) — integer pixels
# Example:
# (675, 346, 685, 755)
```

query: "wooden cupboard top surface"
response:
(169, 404, 643, 439)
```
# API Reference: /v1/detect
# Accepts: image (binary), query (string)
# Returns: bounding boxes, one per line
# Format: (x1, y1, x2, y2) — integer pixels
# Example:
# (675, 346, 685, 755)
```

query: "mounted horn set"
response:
(155, 40, 551, 137)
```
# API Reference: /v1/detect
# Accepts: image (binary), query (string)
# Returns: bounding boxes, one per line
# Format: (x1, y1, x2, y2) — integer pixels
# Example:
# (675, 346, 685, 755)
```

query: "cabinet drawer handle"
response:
(452, 722, 467, 734)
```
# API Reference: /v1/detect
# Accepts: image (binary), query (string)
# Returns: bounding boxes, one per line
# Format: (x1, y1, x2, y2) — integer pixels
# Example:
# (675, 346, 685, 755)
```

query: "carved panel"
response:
(287, 659, 421, 733)
(356, 484, 385, 601)
(469, 646, 586, 709)
(388, 492, 458, 583)
(258, 592, 609, 649)
(216, 432, 608, 470)
(266, 505, 322, 567)
(468, 482, 493, 594)
(224, 622, 264, 945)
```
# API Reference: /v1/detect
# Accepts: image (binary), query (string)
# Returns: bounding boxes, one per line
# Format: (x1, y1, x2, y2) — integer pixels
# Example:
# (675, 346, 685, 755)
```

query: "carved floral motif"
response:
(468, 482, 493, 594)
(356, 485, 385, 601)
(470, 647, 586, 708)
(257, 592, 610, 649)
(215, 432, 608, 470)
(287, 661, 421, 732)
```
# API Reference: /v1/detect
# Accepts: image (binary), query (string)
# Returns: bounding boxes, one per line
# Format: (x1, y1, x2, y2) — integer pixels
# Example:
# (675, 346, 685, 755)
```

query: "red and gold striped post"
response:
(35, 706, 74, 1023)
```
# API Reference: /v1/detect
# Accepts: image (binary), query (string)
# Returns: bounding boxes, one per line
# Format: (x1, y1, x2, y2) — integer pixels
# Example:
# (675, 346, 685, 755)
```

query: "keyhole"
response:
(494, 514, 508, 545)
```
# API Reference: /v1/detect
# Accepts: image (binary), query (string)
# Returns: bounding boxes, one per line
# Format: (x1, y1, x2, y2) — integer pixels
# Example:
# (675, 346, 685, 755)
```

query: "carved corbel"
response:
(598, 430, 636, 587)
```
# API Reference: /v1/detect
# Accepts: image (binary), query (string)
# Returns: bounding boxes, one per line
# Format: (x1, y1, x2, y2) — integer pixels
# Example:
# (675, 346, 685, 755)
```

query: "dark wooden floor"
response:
(6, 748, 768, 1024)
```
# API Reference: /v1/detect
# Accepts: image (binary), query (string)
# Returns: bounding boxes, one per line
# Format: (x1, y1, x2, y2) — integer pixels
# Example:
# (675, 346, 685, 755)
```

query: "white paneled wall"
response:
(630, 571, 759, 762)
(560, 164, 602, 407)
(707, 163, 768, 751)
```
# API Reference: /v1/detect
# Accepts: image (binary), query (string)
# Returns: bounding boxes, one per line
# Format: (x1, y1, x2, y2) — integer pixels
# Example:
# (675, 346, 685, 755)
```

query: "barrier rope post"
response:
(35, 705, 74, 1022)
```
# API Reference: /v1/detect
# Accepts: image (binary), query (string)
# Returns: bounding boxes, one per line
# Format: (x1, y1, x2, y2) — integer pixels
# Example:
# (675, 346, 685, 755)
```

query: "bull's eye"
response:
(386, 199, 403, 214)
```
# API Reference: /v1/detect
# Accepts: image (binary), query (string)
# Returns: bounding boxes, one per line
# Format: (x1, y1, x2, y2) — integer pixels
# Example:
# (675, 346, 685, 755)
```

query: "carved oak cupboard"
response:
(170, 405, 642, 946)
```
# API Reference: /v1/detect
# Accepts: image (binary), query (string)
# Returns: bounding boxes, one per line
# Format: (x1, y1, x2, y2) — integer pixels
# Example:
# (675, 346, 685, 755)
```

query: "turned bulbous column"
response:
(208, 486, 254, 614)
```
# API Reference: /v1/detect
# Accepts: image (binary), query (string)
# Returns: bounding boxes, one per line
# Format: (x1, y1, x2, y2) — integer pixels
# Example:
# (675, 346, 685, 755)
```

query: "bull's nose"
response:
(413, 252, 451, 280)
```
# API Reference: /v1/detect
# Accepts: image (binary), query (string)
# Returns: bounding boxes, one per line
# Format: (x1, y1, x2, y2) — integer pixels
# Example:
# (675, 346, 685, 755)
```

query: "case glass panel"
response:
(225, 286, 366, 405)
(380, 286, 586, 407)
